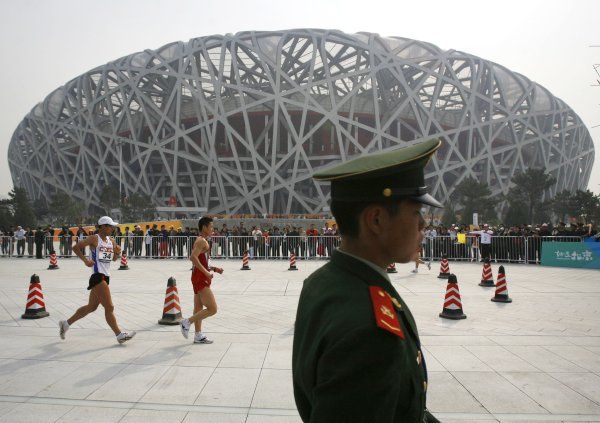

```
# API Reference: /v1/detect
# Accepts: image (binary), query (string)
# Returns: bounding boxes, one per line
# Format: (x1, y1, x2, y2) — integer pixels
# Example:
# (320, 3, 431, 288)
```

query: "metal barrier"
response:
(0, 234, 585, 263)
(424, 235, 584, 264)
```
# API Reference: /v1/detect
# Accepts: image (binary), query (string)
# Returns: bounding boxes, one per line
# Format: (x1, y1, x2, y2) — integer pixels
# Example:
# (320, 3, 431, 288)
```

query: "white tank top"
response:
(92, 234, 114, 276)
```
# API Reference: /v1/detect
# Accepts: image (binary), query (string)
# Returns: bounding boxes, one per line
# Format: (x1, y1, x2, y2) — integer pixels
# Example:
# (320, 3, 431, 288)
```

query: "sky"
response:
(0, 0, 598, 197)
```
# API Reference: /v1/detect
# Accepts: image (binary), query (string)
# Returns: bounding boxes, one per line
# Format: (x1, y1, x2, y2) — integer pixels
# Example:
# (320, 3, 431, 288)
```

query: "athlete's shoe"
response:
(194, 334, 213, 344)
(116, 331, 136, 344)
(411, 269, 418, 273)
(59, 320, 69, 340)
(427, 261, 432, 270)
(180, 319, 191, 339)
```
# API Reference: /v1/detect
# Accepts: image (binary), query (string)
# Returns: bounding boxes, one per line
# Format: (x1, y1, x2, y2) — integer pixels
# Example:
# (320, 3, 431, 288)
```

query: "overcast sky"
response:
(1, 0, 598, 197)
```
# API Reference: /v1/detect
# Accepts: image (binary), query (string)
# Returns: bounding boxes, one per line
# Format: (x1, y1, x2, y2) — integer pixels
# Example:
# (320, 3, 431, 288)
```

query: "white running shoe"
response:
(427, 261, 431, 270)
(194, 334, 213, 344)
(59, 320, 69, 340)
(411, 269, 418, 273)
(116, 331, 136, 344)
(180, 319, 191, 339)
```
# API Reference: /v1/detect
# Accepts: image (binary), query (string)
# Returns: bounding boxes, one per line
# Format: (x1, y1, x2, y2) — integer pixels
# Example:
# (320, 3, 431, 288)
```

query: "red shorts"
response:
(191, 269, 211, 294)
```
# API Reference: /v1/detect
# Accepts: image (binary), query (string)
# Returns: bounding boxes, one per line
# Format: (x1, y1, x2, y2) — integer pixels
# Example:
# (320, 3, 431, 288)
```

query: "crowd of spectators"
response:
(0, 221, 597, 263)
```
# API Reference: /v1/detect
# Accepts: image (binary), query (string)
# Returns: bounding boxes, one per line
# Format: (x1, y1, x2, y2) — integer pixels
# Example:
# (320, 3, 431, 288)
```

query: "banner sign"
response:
(541, 242, 600, 269)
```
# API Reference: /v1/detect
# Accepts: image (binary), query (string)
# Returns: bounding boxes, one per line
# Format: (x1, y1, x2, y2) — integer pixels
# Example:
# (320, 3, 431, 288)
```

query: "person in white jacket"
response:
(469, 224, 493, 261)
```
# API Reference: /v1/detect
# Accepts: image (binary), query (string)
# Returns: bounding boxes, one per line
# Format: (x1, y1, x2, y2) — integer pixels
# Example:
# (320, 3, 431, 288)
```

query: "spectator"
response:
(306, 224, 319, 257)
(14, 225, 26, 257)
(176, 227, 185, 258)
(25, 226, 34, 257)
(251, 226, 262, 258)
(123, 226, 131, 255)
(145, 225, 152, 257)
(168, 226, 177, 257)
(34, 227, 45, 259)
(44, 226, 54, 256)
(159, 225, 168, 257)
(470, 223, 493, 261)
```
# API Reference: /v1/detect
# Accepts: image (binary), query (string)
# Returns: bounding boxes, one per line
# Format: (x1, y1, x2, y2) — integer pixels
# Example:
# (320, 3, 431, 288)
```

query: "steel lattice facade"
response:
(8, 29, 595, 215)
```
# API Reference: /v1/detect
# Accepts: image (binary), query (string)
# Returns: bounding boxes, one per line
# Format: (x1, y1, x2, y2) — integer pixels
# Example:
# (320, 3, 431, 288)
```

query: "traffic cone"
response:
(479, 258, 494, 287)
(118, 252, 129, 270)
(48, 251, 59, 270)
(386, 263, 398, 274)
(491, 265, 512, 303)
(241, 250, 251, 270)
(22, 274, 50, 319)
(439, 274, 466, 320)
(437, 255, 450, 279)
(288, 251, 298, 271)
(158, 277, 182, 325)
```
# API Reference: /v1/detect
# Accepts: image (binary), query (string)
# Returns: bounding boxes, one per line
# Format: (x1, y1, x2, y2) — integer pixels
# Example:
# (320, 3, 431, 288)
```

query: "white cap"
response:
(98, 216, 118, 226)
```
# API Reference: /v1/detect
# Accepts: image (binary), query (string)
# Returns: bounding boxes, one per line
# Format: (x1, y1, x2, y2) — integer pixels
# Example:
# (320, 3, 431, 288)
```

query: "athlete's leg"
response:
(188, 287, 217, 325)
(67, 289, 100, 325)
(193, 292, 204, 333)
(93, 282, 121, 335)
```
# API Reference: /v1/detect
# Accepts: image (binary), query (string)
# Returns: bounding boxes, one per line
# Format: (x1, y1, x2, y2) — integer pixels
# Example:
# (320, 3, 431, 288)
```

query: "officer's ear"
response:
(361, 204, 389, 236)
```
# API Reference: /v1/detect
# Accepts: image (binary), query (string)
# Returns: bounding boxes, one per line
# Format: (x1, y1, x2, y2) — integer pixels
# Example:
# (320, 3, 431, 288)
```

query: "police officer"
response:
(293, 139, 442, 422)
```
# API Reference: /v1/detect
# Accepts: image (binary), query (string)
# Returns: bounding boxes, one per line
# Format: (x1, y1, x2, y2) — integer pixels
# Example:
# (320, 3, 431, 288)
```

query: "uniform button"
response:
(417, 351, 422, 365)
(423, 381, 427, 391)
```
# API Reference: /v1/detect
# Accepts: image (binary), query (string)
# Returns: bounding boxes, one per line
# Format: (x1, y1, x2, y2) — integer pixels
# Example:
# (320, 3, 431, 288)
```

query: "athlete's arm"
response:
(190, 237, 212, 279)
(110, 237, 122, 260)
(73, 235, 97, 267)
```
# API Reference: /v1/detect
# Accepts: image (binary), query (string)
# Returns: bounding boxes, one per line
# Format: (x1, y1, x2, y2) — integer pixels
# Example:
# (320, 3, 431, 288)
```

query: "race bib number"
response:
(98, 246, 113, 262)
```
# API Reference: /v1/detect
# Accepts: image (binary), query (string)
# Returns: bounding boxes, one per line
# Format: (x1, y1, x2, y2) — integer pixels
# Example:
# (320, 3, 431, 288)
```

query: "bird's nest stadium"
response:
(8, 29, 595, 216)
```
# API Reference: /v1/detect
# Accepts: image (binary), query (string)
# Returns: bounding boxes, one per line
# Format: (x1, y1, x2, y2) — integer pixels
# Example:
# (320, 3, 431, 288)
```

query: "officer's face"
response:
(384, 200, 425, 263)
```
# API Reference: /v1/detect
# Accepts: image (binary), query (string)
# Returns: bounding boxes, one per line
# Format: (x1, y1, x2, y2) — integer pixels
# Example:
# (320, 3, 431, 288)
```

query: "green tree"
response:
(452, 176, 496, 224)
(8, 187, 36, 227)
(550, 190, 577, 222)
(441, 203, 457, 227)
(0, 198, 13, 228)
(570, 190, 600, 223)
(32, 198, 49, 221)
(121, 193, 156, 222)
(99, 185, 121, 214)
(48, 192, 85, 225)
(506, 168, 556, 224)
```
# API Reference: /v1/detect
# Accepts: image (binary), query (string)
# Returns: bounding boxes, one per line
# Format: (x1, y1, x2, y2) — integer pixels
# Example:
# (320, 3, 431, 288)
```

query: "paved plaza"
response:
(0, 257, 599, 422)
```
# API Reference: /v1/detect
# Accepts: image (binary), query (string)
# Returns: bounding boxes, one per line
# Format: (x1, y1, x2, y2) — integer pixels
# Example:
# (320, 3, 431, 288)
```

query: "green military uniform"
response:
(292, 139, 442, 422)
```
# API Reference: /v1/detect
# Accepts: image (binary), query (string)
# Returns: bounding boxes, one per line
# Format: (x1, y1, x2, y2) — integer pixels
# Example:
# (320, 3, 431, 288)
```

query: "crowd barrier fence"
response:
(0, 235, 586, 264)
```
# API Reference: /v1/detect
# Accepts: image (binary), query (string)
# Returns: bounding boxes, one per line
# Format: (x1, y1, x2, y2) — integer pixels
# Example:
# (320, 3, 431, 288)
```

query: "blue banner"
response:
(541, 242, 600, 269)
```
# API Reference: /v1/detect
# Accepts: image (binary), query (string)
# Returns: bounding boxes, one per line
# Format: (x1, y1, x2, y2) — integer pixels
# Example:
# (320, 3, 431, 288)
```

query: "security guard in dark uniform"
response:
(292, 139, 442, 422)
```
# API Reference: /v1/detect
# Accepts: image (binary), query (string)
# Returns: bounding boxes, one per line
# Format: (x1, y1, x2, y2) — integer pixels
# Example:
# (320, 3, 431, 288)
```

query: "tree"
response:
(570, 190, 600, 224)
(0, 198, 13, 229)
(550, 190, 577, 223)
(32, 198, 49, 221)
(48, 192, 85, 226)
(121, 193, 156, 222)
(452, 176, 496, 224)
(506, 168, 556, 224)
(8, 187, 36, 227)
(99, 185, 121, 214)
(441, 203, 457, 227)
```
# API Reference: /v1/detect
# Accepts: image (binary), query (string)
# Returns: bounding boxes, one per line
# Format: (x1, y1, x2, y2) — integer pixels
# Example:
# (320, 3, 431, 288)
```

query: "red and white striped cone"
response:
(479, 258, 495, 287)
(158, 277, 182, 325)
(241, 251, 251, 270)
(118, 252, 129, 270)
(22, 274, 49, 319)
(437, 255, 450, 279)
(491, 265, 512, 303)
(48, 251, 59, 270)
(386, 263, 398, 274)
(288, 252, 298, 271)
(439, 274, 467, 320)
